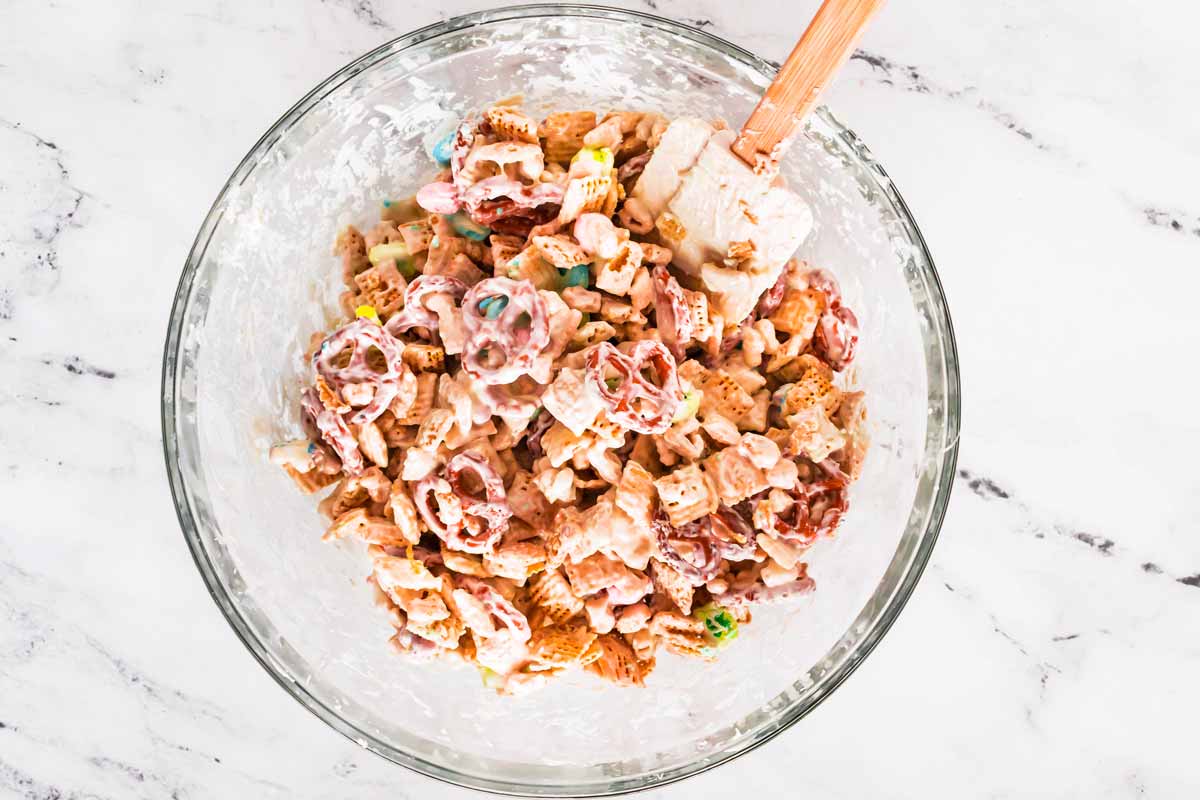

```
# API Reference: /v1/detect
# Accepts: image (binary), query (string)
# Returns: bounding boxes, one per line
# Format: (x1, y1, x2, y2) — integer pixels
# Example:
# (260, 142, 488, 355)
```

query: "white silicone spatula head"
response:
(628, 0, 885, 324)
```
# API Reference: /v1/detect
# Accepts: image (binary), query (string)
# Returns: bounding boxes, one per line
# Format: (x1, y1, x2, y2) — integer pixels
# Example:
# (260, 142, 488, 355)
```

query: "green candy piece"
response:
(367, 241, 409, 266)
(672, 389, 701, 423)
(562, 264, 590, 288)
(367, 241, 415, 278)
(694, 603, 739, 646)
(448, 212, 491, 242)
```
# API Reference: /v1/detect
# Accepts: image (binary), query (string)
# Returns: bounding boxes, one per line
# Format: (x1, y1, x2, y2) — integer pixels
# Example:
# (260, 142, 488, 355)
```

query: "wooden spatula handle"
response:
(732, 0, 885, 168)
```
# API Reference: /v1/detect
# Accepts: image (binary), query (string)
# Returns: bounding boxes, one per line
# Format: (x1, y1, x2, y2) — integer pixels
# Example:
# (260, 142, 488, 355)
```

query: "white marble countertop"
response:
(3, 0, 1199, 797)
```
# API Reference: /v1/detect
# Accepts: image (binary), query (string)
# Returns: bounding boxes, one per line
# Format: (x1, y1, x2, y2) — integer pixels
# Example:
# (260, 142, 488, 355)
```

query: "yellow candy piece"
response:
(571, 146, 614, 172)
(355, 304, 382, 325)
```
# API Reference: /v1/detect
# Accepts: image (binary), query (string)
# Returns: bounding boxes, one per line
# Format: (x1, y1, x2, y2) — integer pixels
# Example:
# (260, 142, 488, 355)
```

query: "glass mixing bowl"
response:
(162, 5, 960, 795)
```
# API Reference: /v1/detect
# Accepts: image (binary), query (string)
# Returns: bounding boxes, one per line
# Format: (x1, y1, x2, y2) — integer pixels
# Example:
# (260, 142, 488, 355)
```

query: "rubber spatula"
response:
(629, 0, 885, 324)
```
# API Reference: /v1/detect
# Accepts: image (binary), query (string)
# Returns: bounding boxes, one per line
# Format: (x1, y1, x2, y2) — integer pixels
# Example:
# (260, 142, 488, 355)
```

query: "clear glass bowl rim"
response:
(161, 4, 961, 796)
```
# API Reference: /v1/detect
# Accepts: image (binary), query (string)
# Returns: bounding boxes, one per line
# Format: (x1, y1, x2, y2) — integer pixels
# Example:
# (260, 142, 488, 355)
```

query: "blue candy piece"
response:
(479, 296, 509, 319)
(448, 212, 491, 242)
(486, 297, 509, 319)
(431, 131, 455, 167)
(562, 264, 590, 288)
